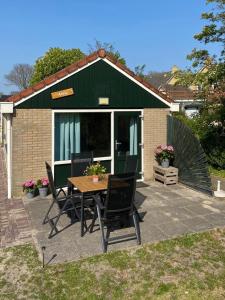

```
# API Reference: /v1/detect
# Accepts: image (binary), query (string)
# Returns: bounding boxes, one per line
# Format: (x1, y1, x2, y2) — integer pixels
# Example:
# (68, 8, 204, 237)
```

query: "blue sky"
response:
(0, 0, 217, 93)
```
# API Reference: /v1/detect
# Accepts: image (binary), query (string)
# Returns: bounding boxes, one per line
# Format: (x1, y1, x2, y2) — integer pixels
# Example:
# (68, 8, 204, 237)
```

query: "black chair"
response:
(70, 152, 96, 236)
(43, 162, 83, 238)
(68, 152, 93, 195)
(71, 152, 93, 177)
(90, 172, 141, 253)
(124, 155, 143, 222)
(124, 155, 138, 173)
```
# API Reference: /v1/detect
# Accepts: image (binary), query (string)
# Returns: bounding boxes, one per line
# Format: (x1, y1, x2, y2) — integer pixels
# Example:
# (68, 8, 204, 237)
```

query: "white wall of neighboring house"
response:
(174, 100, 202, 118)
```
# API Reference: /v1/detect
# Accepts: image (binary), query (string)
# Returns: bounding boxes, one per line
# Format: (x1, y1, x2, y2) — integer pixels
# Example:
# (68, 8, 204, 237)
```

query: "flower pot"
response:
(161, 158, 169, 168)
(26, 191, 34, 199)
(38, 187, 48, 197)
(92, 175, 99, 183)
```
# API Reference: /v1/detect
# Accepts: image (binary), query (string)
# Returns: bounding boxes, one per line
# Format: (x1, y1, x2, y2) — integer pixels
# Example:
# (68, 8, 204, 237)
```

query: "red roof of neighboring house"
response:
(161, 84, 194, 101)
(6, 49, 173, 105)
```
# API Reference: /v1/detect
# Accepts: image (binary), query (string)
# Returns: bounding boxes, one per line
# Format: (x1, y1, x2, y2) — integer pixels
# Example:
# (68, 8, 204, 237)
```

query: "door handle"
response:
(115, 140, 122, 150)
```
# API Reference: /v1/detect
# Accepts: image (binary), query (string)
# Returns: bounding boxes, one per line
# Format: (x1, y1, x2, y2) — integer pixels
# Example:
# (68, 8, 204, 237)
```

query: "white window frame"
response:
(52, 109, 144, 181)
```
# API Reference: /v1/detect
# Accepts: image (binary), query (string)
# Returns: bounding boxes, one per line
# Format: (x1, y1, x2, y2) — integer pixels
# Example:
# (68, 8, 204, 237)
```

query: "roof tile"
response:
(6, 94, 21, 102)
(87, 52, 98, 62)
(19, 88, 34, 98)
(105, 55, 117, 64)
(44, 74, 57, 85)
(56, 69, 68, 79)
(77, 57, 87, 68)
(67, 64, 79, 73)
(98, 49, 106, 58)
(32, 81, 46, 91)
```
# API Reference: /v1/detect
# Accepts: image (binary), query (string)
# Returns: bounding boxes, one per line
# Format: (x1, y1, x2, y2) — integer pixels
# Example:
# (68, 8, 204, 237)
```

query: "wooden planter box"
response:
(153, 166, 178, 185)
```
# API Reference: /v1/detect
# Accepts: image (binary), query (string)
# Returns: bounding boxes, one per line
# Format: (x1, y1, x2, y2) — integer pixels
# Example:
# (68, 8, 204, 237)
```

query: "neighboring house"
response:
(147, 66, 203, 117)
(1, 49, 173, 198)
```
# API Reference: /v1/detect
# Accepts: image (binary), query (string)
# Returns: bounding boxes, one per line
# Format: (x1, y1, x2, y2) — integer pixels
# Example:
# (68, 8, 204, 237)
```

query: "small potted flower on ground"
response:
(22, 180, 36, 199)
(37, 178, 49, 198)
(84, 162, 106, 182)
(155, 144, 175, 168)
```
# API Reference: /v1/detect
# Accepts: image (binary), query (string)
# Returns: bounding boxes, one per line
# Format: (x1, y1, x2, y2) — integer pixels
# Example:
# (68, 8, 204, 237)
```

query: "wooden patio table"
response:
(67, 175, 109, 237)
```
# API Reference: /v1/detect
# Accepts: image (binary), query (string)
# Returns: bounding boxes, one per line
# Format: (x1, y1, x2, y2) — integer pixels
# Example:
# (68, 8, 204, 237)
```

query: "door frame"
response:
(52, 109, 144, 181)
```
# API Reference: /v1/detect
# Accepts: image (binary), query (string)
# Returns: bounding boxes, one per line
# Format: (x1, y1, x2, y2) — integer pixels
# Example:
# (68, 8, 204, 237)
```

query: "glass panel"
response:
(80, 113, 111, 157)
(116, 116, 130, 156)
(116, 115, 138, 156)
(55, 113, 111, 161)
(130, 117, 138, 155)
(55, 114, 80, 161)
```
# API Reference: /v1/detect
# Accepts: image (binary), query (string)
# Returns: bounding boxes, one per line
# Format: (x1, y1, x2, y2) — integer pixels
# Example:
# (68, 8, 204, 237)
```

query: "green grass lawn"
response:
(209, 166, 225, 178)
(1, 229, 225, 299)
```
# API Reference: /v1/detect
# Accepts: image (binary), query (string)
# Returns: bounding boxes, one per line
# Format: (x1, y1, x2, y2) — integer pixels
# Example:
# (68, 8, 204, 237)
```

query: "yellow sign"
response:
(98, 97, 109, 105)
(51, 88, 74, 99)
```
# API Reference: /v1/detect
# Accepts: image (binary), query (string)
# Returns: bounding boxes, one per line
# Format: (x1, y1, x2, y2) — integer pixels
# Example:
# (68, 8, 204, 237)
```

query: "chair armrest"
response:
(93, 194, 105, 209)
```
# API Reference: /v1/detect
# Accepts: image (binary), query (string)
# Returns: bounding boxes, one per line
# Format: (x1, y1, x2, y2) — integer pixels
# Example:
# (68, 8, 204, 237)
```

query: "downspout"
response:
(0, 102, 13, 199)
(6, 114, 12, 199)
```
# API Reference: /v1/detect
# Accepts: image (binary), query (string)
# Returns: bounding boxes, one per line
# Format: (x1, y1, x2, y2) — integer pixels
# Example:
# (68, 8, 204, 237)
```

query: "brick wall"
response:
(143, 108, 169, 180)
(12, 109, 52, 196)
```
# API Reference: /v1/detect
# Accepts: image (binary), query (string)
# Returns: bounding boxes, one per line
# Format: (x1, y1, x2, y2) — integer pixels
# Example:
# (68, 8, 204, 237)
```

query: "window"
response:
(55, 113, 111, 161)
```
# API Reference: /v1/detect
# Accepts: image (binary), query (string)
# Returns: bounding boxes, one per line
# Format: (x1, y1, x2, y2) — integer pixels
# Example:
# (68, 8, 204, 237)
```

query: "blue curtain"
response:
(130, 117, 137, 155)
(55, 114, 80, 161)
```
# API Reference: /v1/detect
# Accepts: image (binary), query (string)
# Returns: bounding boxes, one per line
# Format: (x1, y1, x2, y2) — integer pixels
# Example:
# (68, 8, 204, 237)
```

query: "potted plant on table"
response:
(84, 162, 106, 182)
(36, 178, 49, 197)
(155, 144, 175, 168)
(22, 180, 36, 199)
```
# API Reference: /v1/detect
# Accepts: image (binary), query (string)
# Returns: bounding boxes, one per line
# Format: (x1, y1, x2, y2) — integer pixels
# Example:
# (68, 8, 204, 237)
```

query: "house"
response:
(1, 49, 173, 198)
(147, 66, 202, 117)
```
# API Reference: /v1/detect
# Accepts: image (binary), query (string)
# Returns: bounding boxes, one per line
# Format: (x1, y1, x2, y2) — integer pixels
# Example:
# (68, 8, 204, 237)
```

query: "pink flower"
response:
(167, 145, 174, 152)
(155, 148, 162, 154)
(23, 180, 35, 188)
(41, 178, 49, 187)
(161, 145, 168, 151)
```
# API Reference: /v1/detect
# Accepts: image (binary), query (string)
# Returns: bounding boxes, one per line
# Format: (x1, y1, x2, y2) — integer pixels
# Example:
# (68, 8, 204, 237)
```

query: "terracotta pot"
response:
(92, 175, 99, 183)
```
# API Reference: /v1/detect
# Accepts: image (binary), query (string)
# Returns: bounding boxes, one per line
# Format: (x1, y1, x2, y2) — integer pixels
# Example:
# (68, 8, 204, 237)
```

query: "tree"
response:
(174, 0, 225, 171)
(5, 64, 34, 90)
(88, 39, 126, 65)
(134, 64, 146, 77)
(176, 0, 225, 103)
(30, 47, 85, 85)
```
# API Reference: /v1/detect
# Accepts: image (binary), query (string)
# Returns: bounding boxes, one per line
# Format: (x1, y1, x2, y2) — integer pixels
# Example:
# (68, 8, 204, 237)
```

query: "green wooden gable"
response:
(17, 60, 169, 109)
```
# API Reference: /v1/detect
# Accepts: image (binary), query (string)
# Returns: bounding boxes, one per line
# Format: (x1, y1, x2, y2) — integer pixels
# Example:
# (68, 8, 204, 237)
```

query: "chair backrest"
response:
(71, 152, 93, 177)
(104, 172, 136, 220)
(45, 162, 57, 199)
(124, 155, 138, 173)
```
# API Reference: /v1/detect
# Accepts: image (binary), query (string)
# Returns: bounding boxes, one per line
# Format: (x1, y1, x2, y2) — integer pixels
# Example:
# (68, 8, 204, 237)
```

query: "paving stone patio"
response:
(24, 181, 225, 264)
(1, 147, 225, 263)
(0, 150, 32, 248)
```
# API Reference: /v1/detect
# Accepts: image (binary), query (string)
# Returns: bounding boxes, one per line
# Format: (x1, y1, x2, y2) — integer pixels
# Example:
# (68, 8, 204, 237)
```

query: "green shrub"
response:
(172, 105, 225, 170)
